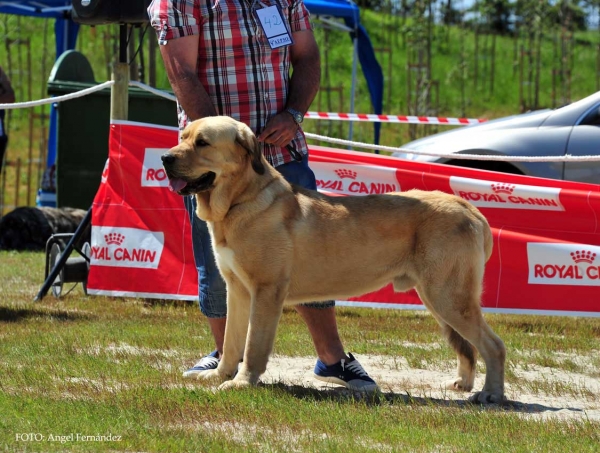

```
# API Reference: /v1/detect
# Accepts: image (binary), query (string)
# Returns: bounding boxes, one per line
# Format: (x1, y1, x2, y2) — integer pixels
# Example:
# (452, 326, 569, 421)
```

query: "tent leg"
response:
(111, 24, 130, 121)
(348, 35, 358, 144)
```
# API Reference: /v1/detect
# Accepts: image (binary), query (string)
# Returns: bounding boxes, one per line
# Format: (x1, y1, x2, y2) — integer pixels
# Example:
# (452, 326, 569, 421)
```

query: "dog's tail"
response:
(458, 196, 494, 264)
(460, 198, 494, 264)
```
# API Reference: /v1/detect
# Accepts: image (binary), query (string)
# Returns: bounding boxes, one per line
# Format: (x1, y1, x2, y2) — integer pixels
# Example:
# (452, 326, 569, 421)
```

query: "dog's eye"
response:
(195, 138, 209, 147)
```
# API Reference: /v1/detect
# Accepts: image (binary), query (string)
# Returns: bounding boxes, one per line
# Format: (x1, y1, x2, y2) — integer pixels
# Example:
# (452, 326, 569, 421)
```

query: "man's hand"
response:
(257, 111, 298, 148)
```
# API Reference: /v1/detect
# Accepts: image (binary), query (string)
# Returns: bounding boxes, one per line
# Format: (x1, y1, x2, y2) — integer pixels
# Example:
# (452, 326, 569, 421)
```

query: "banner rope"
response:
(304, 111, 486, 125)
(1, 80, 599, 162)
(128, 80, 177, 101)
(0, 81, 114, 109)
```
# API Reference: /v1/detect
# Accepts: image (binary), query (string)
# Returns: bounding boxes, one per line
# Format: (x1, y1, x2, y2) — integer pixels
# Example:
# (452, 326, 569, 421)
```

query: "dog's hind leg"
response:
(441, 323, 477, 392)
(451, 315, 505, 404)
(394, 274, 477, 391)
(418, 280, 506, 404)
(414, 302, 477, 392)
(460, 319, 506, 404)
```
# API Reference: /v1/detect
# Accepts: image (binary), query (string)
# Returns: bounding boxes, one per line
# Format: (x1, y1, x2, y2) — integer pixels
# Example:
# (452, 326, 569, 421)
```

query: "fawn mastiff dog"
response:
(161, 116, 506, 404)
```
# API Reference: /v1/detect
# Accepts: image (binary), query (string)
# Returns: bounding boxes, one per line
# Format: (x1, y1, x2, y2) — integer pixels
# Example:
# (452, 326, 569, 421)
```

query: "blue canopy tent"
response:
(304, 0, 383, 145)
(0, 1, 79, 206)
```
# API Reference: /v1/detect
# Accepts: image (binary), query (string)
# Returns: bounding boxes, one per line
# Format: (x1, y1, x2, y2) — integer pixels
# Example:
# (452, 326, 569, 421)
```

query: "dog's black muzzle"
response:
(161, 153, 216, 195)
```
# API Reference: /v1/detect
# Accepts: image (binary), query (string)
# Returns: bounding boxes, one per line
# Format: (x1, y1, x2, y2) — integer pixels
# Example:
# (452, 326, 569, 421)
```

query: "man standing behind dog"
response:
(148, 0, 377, 391)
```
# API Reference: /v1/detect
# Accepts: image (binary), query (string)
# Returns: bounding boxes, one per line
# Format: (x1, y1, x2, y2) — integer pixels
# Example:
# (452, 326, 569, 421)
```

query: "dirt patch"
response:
(259, 355, 600, 422)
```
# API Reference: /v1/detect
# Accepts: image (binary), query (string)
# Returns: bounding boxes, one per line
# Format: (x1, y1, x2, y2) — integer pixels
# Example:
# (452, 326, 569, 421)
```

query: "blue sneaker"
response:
(314, 353, 379, 392)
(182, 350, 219, 378)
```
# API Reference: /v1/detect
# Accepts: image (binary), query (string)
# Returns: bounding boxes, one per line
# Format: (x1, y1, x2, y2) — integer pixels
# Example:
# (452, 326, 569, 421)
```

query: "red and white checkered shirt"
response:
(148, 0, 313, 167)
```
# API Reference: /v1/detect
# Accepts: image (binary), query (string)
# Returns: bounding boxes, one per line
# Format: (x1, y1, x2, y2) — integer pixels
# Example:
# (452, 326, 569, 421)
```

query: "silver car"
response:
(393, 91, 600, 184)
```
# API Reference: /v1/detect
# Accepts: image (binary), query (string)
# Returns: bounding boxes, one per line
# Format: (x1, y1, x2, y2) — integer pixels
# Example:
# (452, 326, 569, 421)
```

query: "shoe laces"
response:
(195, 356, 218, 368)
(341, 358, 369, 377)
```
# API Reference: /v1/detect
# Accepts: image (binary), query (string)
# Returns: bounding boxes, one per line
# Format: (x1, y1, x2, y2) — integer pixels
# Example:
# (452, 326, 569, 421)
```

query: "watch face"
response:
(288, 108, 303, 124)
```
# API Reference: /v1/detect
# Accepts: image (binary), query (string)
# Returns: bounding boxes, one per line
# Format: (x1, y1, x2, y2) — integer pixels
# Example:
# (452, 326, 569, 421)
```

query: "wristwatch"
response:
(286, 107, 304, 125)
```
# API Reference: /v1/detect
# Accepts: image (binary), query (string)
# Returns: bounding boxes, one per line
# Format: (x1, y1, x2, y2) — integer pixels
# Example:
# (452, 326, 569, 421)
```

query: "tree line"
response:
(357, 0, 599, 35)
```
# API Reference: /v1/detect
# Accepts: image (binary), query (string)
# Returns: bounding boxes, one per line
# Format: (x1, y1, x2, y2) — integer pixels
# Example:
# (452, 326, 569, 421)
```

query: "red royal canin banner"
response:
(87, 121, 600, 316)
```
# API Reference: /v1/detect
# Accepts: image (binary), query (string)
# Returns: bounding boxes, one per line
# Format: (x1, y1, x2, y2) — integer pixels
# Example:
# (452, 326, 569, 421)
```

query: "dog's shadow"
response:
(260, 382, 583, 417)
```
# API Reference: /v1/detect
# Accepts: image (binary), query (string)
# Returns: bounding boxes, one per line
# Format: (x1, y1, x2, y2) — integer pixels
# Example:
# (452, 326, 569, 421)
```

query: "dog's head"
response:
(161, 116, 265, 196)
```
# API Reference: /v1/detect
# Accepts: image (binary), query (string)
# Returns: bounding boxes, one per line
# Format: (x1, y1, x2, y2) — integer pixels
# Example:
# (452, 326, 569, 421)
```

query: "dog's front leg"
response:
(202, 276, 250, 384)
(220, 284, 286, 390)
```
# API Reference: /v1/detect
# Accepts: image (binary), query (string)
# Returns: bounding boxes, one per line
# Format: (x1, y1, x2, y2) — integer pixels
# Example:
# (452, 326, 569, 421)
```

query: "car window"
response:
(580, 105, 600, 126)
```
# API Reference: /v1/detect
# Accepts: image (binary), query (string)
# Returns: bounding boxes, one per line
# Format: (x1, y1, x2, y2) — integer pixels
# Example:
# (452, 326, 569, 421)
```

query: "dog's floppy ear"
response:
(236, 123, 265, 175)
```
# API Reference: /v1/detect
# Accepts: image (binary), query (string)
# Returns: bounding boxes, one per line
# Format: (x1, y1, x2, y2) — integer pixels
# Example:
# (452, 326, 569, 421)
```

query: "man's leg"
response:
(298, 306, 377, 392)
(208, 317, 226, 357)
(183, 195, 228, 377)
(275, 158, 345, 361)
(295, 304, 345, 365)
(275, 157, 377, 391)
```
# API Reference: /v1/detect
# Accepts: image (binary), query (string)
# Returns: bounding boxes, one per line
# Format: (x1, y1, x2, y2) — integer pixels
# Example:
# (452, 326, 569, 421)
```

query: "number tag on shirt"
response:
(255, 5, 293, 49)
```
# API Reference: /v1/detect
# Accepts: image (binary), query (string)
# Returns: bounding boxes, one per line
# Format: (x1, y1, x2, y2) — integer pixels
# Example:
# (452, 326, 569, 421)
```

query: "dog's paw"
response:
(198, 369, 226, 383)
(468, 391, 506, 405)
(443, 378, 473, 392)
(218, 379, 252, 391)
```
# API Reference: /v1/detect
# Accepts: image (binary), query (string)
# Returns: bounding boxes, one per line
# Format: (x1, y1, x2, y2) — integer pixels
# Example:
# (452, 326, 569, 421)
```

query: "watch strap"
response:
(286, 107, 304, 124)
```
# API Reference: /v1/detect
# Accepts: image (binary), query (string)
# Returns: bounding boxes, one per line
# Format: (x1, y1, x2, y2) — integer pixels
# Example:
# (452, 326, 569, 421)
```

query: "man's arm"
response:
(286, 29, 321, 115)
(258, 30, 321, 147)
(158, 35, 216, 120)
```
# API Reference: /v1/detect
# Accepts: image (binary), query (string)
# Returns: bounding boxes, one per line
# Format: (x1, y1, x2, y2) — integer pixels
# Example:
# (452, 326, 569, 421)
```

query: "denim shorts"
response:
(185, 156, 335, 317)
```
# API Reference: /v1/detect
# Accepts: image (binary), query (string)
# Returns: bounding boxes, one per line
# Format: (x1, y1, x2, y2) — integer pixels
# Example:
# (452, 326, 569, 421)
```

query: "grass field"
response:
(1, 11, 600, 450)
(2, 251, 600, 452)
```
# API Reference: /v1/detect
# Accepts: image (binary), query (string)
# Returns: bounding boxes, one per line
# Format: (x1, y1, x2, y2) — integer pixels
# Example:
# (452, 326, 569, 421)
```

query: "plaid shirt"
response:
(148, 0, 313, 167)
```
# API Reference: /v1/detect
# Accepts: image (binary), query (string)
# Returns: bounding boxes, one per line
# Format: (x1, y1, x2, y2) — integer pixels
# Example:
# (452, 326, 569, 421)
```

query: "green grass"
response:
(2, 251, 600, 452)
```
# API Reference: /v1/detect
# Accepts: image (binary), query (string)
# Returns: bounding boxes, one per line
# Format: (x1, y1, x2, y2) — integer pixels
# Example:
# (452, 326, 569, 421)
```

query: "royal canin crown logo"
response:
(334, 169, 357, 180)
(104, 233, 125, 245)
(528, 243, 600, 285)
(491, 183, 515, 194)
(91, 227, 163, 269)
(451, 176, 563, 212)
(315, 162, 400, 195)
(570, 250, 596, 264)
